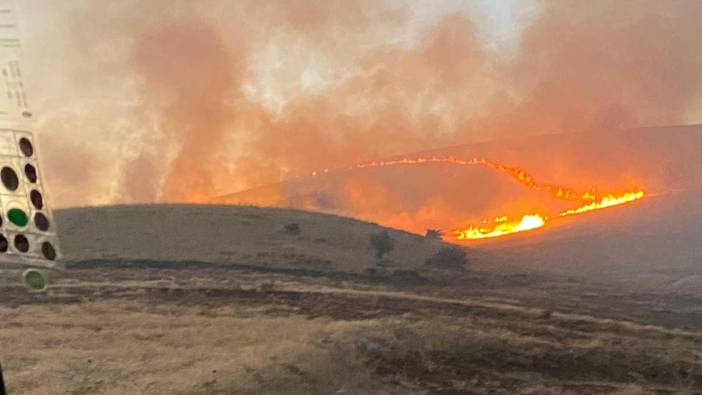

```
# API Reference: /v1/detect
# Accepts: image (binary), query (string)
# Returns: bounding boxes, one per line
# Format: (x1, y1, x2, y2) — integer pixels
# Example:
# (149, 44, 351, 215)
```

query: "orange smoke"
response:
(349, 156, 598, 202)
(130, 24, 245, 203)
(20, 1, 702, 209)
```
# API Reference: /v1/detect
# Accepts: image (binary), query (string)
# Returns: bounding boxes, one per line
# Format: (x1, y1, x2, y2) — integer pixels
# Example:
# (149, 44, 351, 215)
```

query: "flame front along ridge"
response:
(310, 155, 646, 240)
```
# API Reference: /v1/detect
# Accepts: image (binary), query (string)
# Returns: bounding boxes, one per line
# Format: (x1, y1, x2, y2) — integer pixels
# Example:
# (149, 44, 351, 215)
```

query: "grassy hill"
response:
(55, 204, 448, 276)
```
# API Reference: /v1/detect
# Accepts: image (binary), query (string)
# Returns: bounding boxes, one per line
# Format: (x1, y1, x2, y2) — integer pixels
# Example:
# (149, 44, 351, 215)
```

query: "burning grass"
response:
(318, 155, 647, 241)
(455, 190, 646, 241)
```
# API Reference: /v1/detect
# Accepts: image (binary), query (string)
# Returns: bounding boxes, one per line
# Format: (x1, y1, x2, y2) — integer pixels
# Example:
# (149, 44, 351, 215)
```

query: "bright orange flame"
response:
(455, 214, 547, 240)
(309, 155, 647, 241)
(453, 191, 646, 240)
(558, 191, 645, 217)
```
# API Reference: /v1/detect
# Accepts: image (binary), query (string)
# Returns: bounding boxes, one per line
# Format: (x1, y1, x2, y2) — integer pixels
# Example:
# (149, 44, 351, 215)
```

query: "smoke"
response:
(496, 0, 702, 135)
(17, 0, 702, 217)
(130, 23, 244, 202)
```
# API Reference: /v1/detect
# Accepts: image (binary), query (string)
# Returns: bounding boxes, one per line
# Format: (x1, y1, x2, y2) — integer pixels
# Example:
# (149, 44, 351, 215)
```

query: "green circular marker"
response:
(8, 208, 29, 227)
(22, 269, 46, 291)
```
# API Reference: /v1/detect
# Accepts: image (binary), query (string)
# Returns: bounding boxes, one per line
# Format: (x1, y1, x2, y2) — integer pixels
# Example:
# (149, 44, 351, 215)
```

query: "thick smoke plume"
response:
(18, 0, 702, 216)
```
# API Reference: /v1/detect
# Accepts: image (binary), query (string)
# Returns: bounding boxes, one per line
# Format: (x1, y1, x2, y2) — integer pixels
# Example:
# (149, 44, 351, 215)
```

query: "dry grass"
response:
(346, 317, 702, 393)
(0, 301, 390, 395)
(56, 205, 445, 275)
(3, 294, 702, 394)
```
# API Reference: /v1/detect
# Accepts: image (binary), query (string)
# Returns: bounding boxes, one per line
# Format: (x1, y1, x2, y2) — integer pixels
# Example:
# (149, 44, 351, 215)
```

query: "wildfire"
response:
(558, 191, 645, 217)
(455, 214, 547, 240)
(453, 191, 646, 241)
(349, 156, 597, 202)
(310, 155, 647, 241)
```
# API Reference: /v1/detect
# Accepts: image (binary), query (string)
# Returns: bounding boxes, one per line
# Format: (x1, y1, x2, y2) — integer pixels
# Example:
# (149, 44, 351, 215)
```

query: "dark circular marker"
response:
(1, 166, 19, 191)
(14, 234, 29, 252)
(41, 242, 57, 261)
(19, 137, 33, 157)
(30, 190, 43, 210)
(24, 163, 37, 183)
(34, 212, 50, 231)
(0, 234, 7, 252)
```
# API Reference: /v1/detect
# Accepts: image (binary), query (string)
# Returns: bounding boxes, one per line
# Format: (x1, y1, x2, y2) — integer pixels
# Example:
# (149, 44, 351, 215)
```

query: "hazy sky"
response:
(13, 0, 539, 206)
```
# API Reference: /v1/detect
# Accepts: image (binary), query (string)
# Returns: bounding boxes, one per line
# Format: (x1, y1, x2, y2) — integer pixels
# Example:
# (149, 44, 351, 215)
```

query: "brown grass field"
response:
(2, 205, 702, 394)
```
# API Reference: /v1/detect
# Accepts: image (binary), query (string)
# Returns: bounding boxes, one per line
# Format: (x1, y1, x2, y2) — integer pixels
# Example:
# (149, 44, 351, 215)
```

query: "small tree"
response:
(425, 245, 468, 271)
(425, 229, 444, 240)
(370, 230, 395, 259)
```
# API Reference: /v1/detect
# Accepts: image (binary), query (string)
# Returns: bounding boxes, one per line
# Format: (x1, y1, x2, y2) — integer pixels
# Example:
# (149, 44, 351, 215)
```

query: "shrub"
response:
(425, 245, 468, 271)
(370, 230, 395, 259)
(283, 222, 301, 235)
(425, 229, 444, 240)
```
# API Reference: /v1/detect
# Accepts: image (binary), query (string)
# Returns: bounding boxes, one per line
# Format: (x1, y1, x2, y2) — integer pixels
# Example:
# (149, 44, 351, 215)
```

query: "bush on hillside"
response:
(370, 230, 395, 259)
(283, 222, 301, 235)
(425, 245, 468, 271)
(425, 229, 444, 240)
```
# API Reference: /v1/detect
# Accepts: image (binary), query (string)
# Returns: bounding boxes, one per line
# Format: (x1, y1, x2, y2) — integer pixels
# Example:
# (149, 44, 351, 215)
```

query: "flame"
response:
(558, 191, 645, 217)
(452, 191, 646, 240)
(333, 155, 647, 241)
(455, 214, 547, 240)
(346, 156, 596, 202)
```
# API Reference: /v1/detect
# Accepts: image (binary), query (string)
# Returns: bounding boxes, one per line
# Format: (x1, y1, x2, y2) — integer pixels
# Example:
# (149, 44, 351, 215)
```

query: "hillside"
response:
(214, 125, 702, 287)
(482, 182, 702, 284)
(54, 204, 445, 275)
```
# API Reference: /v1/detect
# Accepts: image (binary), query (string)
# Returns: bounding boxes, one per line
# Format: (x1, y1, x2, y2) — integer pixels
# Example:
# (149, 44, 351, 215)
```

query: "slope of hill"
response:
(483, 181, 702, 286)
(55, 204, 445, 275)
(213, 125, 702, 287)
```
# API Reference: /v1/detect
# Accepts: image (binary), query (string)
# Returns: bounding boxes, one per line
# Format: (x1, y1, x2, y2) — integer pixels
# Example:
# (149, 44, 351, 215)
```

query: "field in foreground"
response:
(1, 205, 702, 394)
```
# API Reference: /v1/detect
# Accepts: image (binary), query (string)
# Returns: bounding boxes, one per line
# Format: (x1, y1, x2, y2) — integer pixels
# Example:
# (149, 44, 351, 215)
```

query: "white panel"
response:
(0, 129, 62, 268)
